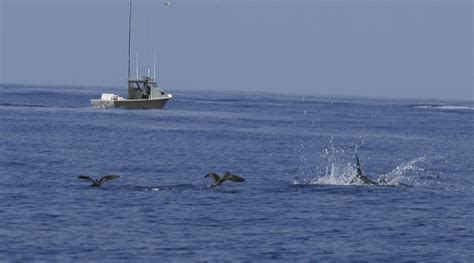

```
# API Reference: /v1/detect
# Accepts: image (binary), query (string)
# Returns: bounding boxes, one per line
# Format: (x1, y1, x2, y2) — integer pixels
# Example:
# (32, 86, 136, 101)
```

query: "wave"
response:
(0, 103, 49, 108)
(415, 105, 474, 111)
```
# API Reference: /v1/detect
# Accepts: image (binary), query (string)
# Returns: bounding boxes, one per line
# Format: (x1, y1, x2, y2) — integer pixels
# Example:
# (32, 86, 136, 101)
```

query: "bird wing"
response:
(98, 175, 120, 186)
(205, 173, 221, 183)
(78, 176, 96, 184)
(222, 172, 245, 182)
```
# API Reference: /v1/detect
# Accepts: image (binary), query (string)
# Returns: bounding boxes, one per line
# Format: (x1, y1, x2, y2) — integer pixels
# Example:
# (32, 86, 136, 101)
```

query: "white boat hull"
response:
(91, 96, 171, 109)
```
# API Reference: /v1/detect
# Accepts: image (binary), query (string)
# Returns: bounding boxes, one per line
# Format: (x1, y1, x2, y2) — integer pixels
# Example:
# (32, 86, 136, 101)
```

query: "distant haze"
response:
(1, 0, 472, 100)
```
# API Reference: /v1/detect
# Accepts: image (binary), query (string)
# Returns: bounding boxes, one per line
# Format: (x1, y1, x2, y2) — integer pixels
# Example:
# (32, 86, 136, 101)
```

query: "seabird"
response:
(205, 171, 245, 187)
(78, 175, 120, 187)
(349, 155, 378, 185)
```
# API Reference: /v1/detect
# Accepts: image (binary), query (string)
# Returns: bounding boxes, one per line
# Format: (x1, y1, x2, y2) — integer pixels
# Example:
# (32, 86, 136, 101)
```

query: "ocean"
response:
(0, 84, 473, 262)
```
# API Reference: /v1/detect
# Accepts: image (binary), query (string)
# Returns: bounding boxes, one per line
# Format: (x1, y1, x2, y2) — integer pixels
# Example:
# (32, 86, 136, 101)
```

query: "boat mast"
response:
(127, 0, 132, 79)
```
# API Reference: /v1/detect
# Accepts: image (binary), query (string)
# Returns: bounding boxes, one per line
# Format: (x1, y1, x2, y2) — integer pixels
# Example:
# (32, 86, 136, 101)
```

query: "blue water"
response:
(0, 84, 473, 261)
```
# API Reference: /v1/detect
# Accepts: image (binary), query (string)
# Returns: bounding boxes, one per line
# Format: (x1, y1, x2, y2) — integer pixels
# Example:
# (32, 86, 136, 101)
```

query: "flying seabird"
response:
(78, 175, 120, 187)
(349, 155, 378, 185)
(205, 171, 245, 187)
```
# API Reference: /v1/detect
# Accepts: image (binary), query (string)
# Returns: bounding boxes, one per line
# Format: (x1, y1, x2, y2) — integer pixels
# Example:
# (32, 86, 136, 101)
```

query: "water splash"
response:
(294, 145, 430, 187)
(381, 156, 430, 186)
(298, 159, 355, 185)
(295, 144, 355, 185)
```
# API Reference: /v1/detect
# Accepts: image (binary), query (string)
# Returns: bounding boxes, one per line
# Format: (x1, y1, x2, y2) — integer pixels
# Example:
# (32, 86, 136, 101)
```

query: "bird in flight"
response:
(78, 175, 120, 187)
(205, 171, 245, 187)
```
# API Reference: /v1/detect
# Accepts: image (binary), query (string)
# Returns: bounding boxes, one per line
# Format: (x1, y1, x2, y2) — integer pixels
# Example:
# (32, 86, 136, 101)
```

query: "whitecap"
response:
(415, 105, 474, 111)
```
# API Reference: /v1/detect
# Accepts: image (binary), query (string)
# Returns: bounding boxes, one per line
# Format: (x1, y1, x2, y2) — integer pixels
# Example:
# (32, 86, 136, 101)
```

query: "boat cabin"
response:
(127, 76, 169, 100)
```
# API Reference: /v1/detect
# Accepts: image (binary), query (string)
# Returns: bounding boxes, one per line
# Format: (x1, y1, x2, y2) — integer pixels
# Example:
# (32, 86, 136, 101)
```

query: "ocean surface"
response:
(0, 84, 473, 262)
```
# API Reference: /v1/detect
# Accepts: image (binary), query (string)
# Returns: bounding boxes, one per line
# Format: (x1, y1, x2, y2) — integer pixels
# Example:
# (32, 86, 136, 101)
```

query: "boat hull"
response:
(91, 98, 170, 109)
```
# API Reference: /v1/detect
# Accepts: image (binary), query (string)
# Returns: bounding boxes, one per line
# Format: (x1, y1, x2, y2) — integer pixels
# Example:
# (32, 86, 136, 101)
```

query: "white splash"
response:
(380, 156, 430, 186)
(294, 145, 430, 187)
(295, 145, 355, 185)
(298, 160, 355, 185)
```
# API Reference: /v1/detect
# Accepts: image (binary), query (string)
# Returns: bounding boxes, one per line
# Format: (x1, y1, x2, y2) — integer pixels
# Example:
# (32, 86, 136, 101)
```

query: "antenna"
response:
(135, 52, 139, 78)
(153, 51, 156, 80)
(127, 0, 132, 79)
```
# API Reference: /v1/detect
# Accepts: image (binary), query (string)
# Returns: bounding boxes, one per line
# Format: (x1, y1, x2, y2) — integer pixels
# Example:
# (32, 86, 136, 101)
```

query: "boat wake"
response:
(0, 103, 50, 108)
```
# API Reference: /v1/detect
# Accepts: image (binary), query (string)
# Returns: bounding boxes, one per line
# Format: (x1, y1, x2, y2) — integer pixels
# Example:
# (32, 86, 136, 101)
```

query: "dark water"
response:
(0, 84, 473, 262)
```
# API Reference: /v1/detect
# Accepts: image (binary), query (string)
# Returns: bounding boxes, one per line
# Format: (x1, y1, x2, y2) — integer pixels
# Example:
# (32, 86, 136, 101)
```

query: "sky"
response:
(0, 0, 472, 100)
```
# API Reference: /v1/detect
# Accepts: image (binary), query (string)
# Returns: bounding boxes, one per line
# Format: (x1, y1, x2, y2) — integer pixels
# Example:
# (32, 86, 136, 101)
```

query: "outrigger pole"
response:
(127, 0, 133, 79)
(153, 51, 156, 80)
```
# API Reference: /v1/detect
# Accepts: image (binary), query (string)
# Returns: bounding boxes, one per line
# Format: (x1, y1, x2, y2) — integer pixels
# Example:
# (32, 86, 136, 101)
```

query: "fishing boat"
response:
(91, 0, 172, 109)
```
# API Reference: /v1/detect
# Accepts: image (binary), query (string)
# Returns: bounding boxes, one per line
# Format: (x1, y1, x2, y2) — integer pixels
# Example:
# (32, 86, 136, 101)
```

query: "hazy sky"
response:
(1, 0, 472, 100)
